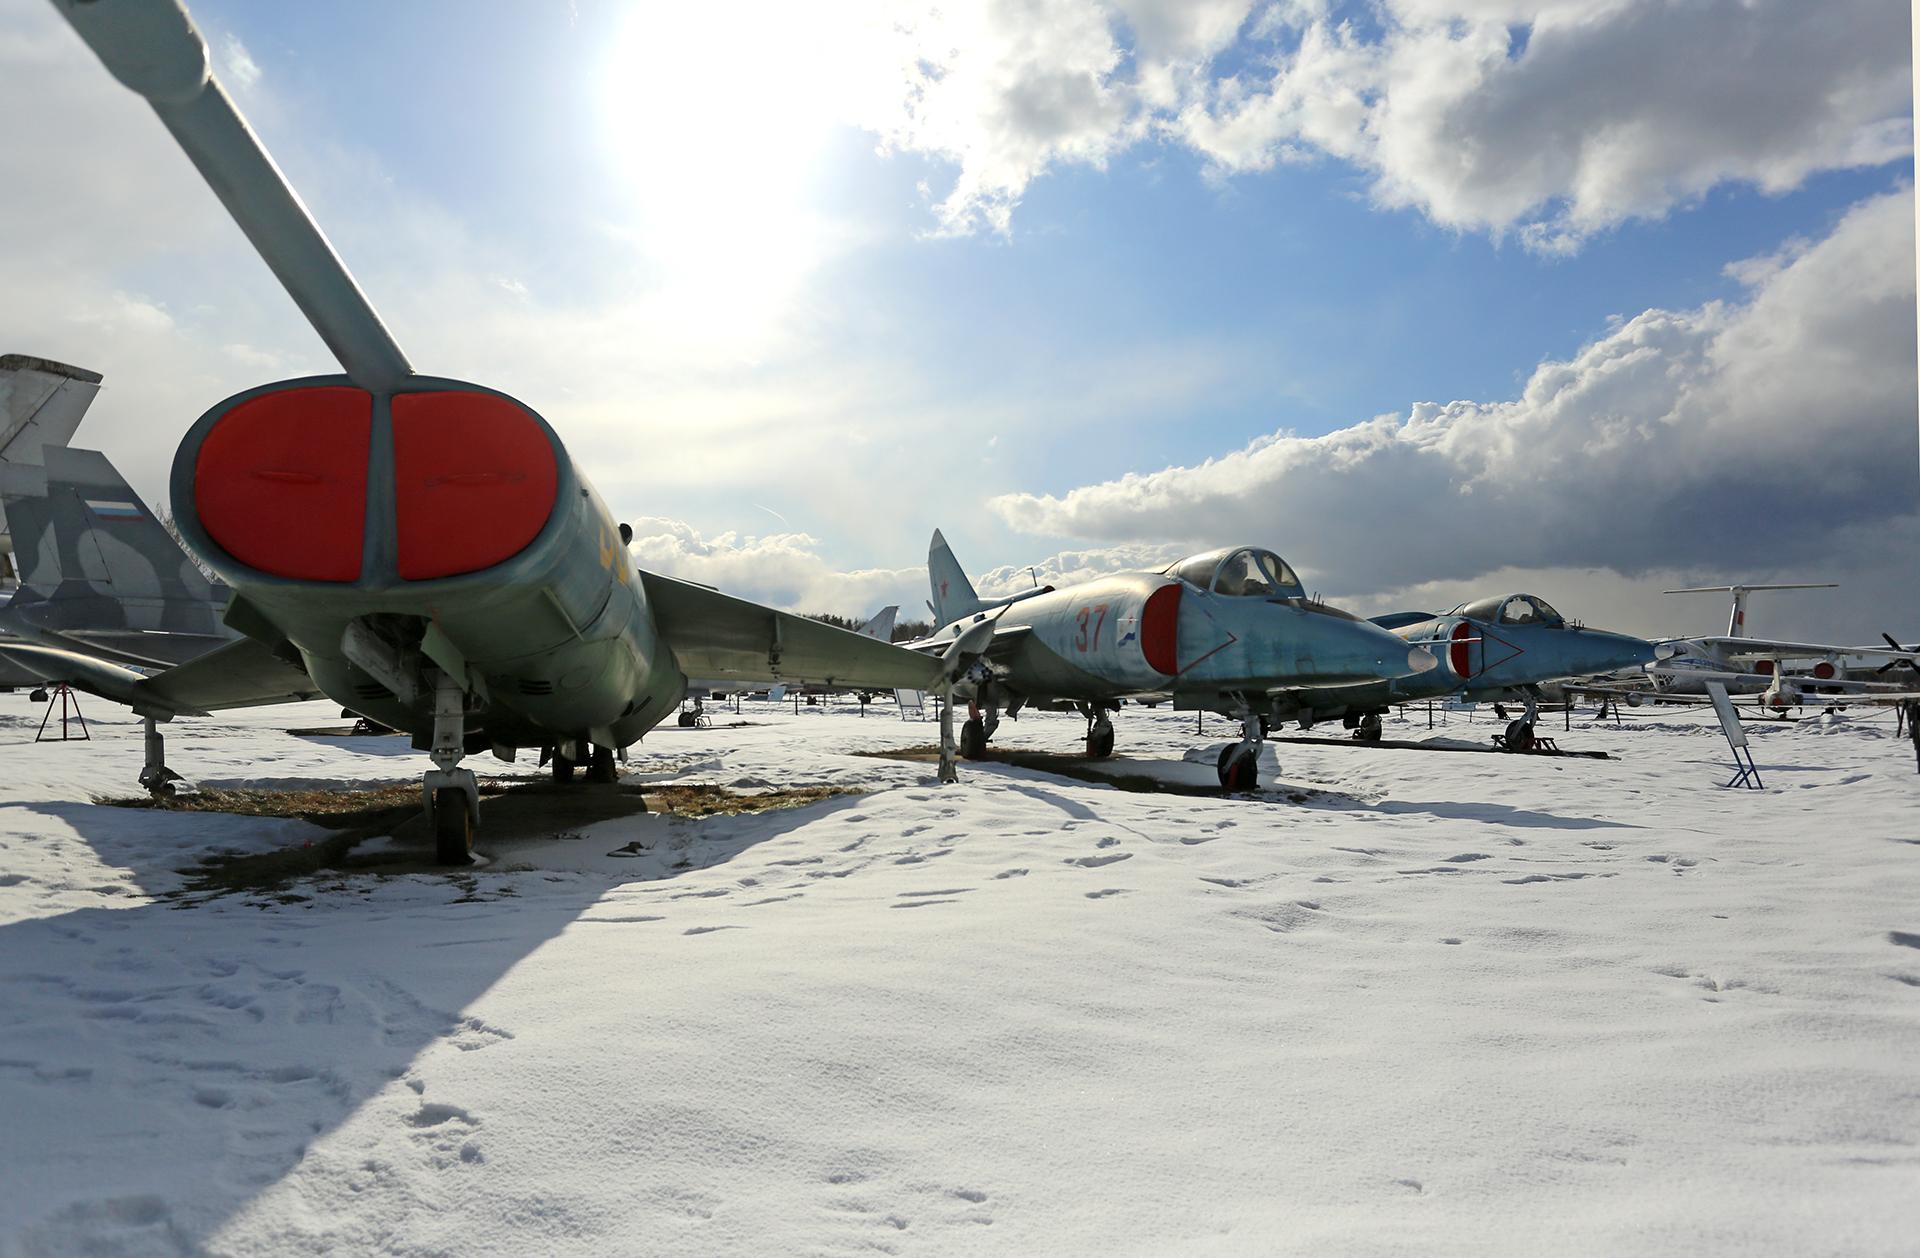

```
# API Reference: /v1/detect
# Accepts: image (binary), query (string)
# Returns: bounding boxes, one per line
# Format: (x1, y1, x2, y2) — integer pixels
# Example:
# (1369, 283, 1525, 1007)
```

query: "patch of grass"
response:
(94, 778, 863, 902)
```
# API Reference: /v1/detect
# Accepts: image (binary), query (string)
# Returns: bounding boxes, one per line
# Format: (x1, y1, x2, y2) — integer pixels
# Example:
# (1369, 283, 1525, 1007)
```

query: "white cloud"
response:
(625, 517, 925, 616)
(221, 33, 261, 89)
(987, 187, 1920, 636)
(849, 0, 1912, 248)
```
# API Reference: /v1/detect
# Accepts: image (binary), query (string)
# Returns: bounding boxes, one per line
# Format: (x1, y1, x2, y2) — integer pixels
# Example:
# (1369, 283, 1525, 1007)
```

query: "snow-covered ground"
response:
(1, 694, 1915, 1255)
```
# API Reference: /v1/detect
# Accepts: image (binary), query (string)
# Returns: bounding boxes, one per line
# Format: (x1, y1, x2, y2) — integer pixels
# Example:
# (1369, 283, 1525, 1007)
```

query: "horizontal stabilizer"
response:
(0, 635, 318, 718)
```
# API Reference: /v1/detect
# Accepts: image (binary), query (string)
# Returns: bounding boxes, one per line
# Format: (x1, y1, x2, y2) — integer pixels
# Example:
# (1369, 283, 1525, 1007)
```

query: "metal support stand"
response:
(35, 684, 91, 743)
(1706, 682, 1763, 789)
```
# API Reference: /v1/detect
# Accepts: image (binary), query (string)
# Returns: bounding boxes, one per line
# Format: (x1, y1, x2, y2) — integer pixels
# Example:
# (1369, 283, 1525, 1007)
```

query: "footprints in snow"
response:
(815, 1168, 995, 1243)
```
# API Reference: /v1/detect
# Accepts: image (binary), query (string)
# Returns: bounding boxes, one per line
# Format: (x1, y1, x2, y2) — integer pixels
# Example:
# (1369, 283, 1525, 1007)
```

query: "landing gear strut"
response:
(1503, 693, 1540, 753)
(585, 744, 618, 784)
(138, 716, 182, 799)
(422, 672, 478, 866)
(1216, 708, 1265, 791)
(1082, 704, 1115, 759)
(937, 685, 959, 784)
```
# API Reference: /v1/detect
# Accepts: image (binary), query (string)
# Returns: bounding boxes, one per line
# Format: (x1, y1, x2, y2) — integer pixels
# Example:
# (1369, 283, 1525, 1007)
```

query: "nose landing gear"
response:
(1082, 704, 1115, 758)
(422, 672, 478, 866)
(1216, 709, 1265, 791)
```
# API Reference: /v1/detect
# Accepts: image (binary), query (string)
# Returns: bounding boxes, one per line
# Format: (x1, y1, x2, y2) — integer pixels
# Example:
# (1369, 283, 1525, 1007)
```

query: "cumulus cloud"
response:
(625, 517, 926, 616)
(858, 0, 1911, 248)
(988, 187, 1919, 611)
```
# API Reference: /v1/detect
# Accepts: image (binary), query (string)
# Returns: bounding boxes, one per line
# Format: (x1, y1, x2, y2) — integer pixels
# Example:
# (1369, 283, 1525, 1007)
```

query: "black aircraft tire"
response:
(1087, 727, 1115, 759)
(959, 718, 987, 760)
(552, 754, 576, 784)
(677, 710, 696, 728)
(1356, 714, 1384, 742)
(1216, 745, 1259, 792)
(587, 745, 618, 784)
(431, 788, 474, 866)
(1505, 719, 1536, 752)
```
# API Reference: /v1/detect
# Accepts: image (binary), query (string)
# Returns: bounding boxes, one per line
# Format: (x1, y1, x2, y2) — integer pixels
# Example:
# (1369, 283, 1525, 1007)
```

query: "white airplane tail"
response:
(0, 354, 101, 465)
(1664, 582, 1837, 638)
(856, 605, 898, 641)
(928, 530, 986, 626)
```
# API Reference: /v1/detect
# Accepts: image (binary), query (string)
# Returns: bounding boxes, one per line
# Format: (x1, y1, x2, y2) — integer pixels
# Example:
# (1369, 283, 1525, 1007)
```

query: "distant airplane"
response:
(0, 353, 102, 582)
(1578, 583, 1920, 714)
(1303, 593, 1674, 749)
(910, 531, 1440, 789)
(1614, 583, 1920, 709)
(32, 0, 986, 863)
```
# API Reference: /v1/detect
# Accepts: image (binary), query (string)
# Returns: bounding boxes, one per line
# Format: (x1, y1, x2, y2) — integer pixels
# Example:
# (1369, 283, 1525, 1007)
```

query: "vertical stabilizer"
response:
(1664, 583, 1838, 638)
(0, 446, 229, 656)
(857, 605, 899, 642)
(0, 355, 101, 464)
(928, 530, 985, 626)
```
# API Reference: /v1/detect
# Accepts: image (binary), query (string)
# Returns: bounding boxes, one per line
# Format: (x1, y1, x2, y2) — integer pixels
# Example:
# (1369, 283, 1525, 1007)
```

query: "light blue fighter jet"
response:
(1335, 594, 1674, 748)
(911, 533, 1443, 790)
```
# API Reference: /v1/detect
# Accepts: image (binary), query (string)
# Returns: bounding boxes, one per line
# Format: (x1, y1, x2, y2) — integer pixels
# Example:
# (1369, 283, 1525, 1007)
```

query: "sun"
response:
(599, 1, 890, 337)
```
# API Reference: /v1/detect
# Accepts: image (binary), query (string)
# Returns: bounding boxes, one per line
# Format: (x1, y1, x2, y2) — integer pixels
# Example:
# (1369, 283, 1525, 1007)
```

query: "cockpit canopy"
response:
(1451, 593, 1566, 628)
(1164, 547, 1305, 599)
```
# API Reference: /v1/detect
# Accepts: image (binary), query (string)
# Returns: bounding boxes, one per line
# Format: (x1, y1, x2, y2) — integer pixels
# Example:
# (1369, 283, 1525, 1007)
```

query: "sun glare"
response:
(600, 2, 889, 340)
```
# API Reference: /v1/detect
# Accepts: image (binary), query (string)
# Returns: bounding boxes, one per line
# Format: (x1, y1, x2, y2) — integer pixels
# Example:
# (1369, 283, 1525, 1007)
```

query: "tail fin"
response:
(856, 605, 899, 641)
(928, 529, 985, 626)
(0, 354, 101, 464)
(0, 447, 229, 661)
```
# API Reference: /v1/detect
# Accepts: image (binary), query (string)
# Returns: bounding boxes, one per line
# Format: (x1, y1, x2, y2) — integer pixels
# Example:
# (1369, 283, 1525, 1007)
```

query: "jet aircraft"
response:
(911, 531, 1441, 790)
(37, 0, 985, 863)
(0, 446, 237, 670)
(1348, 594, 1675, 748)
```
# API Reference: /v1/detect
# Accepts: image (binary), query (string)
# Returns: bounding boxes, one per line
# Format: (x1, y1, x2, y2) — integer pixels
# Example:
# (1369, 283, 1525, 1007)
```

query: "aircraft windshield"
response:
(1500, 595, 1563, 626)
(1452, 594, 1566, 627)
(1213, 549, 1301, 598)
(1164, 547, 1303, 597)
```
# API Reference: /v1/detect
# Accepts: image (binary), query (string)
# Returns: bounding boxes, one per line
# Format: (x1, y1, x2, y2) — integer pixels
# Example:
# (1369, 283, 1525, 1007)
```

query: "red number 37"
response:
(1074, 603, 1110, 652)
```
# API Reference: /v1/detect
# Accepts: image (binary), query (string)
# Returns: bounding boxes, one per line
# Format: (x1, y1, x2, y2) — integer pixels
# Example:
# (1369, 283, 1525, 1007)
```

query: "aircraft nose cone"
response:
(1407, 645, 1439, 674)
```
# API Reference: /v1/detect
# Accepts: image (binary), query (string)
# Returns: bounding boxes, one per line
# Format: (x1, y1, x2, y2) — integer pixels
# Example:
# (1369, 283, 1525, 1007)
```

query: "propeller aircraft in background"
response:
(29, 0, 987, 863)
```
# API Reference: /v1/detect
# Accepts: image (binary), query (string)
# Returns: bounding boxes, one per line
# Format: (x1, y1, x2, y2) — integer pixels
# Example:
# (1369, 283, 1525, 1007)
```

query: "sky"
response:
(1, 0, 1915, 642)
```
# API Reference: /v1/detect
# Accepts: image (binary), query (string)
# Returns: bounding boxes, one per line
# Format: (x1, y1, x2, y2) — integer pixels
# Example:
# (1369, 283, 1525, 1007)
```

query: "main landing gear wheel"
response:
(676, 710, 696, 727)
(1355, 713, 1383, 742)
(1216, 744, 1259, 791)
(586, 745, 618, 784)
(1086, 725, 1115, 759)
(1504, 719, 1536, 752)
(430, 786, 474, 865)
(959, 717, 987, 760)
(551, 752, 576, 784)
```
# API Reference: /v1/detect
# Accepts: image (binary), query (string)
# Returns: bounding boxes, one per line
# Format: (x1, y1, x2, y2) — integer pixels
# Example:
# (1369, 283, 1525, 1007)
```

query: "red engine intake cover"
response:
(1754, 659, 1776, 675)
(1450, 620, 1475, 677)
(392, 391, 559, 580)
(194, 386, 373, 581)
(1812, 660, 1836, 680)
(1141, 584, 1181, 675)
